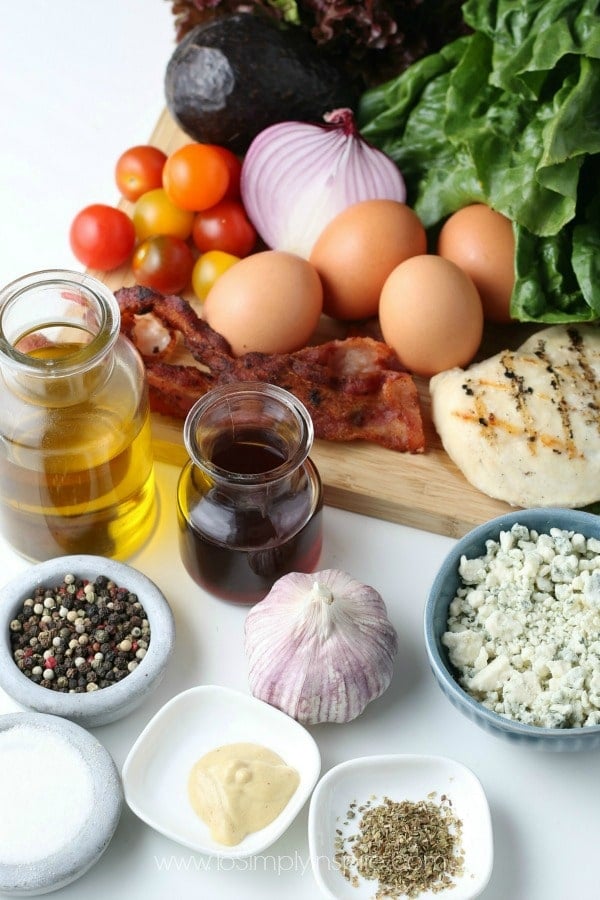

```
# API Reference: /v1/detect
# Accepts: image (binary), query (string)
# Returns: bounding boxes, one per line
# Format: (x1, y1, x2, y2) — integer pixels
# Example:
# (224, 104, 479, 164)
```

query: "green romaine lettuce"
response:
(463, 0, 600, 97)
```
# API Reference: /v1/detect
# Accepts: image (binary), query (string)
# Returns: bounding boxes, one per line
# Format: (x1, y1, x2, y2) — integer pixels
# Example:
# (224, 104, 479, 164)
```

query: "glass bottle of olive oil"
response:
(0, 270, 156, 561)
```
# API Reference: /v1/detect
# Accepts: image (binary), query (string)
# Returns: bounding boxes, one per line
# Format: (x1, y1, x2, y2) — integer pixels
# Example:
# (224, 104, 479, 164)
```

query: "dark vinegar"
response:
(211, 437, 286, 475)
(177, 505, 323, 604)
(177, 435, 323, 603)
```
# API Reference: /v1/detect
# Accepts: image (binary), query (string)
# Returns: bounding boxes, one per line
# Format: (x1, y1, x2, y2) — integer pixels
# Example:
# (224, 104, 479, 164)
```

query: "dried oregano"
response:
(335, 793, 465, 898)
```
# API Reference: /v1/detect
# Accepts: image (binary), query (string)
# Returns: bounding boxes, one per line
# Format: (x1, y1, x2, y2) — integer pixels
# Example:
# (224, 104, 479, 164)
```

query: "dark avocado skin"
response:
(164, 13, 359, 155)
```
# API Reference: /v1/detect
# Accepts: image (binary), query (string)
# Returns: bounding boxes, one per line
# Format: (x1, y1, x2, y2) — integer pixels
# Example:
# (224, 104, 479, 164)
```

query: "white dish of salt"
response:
(0, 712, 123, 896)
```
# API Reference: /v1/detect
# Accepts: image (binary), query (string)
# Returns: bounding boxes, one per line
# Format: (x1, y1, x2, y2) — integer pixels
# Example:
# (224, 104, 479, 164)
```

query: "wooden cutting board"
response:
(98, 109, 528, 540)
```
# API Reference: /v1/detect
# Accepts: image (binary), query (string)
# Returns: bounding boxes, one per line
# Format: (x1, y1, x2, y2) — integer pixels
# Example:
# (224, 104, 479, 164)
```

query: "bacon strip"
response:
(116, 286, 425, 453)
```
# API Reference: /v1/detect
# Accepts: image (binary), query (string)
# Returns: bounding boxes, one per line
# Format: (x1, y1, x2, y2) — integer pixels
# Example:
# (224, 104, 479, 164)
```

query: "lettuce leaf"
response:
(463, 0, 600, 97)
(357, 0, 600, 324)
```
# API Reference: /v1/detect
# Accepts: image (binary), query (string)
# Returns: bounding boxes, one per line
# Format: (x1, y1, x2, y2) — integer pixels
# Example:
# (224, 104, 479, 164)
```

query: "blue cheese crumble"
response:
(442, 523, 600, 728)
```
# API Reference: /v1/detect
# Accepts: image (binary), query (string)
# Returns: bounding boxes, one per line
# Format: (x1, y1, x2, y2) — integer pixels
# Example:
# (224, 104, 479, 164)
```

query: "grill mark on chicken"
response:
(430, 324, 600, 508)
(459, 356, 540, 449)
(453, 334, 600, 460)
(530, 337, 578, 459)
(501, 351, 538, 450)
(567, 326, 600, 432)
(531, 327, 600, 451)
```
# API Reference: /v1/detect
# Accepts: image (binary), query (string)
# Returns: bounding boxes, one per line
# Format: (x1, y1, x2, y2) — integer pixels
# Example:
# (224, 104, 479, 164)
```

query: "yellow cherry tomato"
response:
(192, 250, 240, 301)
(133, 188, 194, 241)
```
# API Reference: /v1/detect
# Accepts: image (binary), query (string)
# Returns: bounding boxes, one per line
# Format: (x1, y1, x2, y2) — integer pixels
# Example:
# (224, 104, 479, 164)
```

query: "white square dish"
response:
(308, 754, 493, 899)
(122, 684, 321, 858)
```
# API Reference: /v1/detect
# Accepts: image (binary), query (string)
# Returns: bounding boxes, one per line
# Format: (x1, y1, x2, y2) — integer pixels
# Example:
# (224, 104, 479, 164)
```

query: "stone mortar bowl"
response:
(0, 711, 123, 895)
(0, 555, 175, 728)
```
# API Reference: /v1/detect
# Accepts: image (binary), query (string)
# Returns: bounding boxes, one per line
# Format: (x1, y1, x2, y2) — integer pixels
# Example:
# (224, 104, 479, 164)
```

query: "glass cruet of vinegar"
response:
(0, 269, 157, 561)
(177, 381, 324, 604)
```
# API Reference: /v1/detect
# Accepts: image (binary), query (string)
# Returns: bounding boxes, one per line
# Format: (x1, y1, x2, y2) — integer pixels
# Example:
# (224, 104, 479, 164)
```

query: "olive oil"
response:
(0, 405, 155, 560)
(0, 271, 157, 561)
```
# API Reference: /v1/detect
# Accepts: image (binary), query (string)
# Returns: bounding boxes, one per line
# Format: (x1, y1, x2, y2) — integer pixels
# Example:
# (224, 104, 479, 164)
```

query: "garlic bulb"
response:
(244, 569, 398, 725)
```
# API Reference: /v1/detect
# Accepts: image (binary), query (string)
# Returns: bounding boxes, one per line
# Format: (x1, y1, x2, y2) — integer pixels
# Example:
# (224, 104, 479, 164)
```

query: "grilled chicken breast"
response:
(430, 325, 600, 508)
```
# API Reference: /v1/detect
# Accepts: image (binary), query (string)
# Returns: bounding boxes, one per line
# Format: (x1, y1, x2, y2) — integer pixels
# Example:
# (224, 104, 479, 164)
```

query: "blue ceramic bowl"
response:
(424, 508, 600, 751)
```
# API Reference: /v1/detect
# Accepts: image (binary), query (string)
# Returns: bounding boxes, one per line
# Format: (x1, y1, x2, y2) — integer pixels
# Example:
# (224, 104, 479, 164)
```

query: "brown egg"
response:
(379, 255, 484, 378)
(309, 199, 427, 321)
(203, 250, 323, 356)
(437, 204, 515, 324)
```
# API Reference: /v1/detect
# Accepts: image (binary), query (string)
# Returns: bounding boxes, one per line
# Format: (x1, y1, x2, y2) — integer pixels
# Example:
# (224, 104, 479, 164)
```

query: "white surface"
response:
(122, 685, 321, 858)
(1, 4, 600, 899)
(308, 754, 493, 900)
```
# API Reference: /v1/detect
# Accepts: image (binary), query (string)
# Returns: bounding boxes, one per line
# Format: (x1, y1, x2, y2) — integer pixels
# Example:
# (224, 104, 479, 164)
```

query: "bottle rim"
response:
(0, 269, 120, 377)
(183, 381, 315, 485)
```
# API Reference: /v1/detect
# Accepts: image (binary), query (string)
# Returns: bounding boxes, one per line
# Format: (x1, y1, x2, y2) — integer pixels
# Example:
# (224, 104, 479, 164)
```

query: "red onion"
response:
(240, 109, 406, 259)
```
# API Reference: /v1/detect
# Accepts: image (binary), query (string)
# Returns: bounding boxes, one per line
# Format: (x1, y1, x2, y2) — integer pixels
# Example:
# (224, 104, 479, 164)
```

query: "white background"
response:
(1, 3, 600, 899)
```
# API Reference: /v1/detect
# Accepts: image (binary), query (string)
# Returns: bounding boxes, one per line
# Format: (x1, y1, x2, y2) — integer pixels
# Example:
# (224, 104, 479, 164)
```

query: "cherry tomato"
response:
(192, 250, 240, 301)
(69, 204, 136, 271)
(212, 146, 242, 200)
(132, 235, 194, 295)
(133, 188, 194, 241)
(115, 145, 167, 202)
(163, 143, 230, 211)
(192, 200, 257, 257)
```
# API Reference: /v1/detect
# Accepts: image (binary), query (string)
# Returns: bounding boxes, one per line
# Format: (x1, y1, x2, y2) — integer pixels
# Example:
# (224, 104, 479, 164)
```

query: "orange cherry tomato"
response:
(162, 143, 230, 211)
(115, 145, 167, 202)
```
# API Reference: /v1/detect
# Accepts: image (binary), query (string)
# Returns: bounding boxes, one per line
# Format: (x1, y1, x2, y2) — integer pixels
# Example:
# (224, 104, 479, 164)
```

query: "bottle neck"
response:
(0, 270, 120, 407)
(184, 382, 315, 494)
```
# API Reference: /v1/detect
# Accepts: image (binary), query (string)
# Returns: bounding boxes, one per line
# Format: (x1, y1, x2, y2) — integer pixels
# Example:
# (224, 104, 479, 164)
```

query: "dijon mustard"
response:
(188, 742, 300, 846)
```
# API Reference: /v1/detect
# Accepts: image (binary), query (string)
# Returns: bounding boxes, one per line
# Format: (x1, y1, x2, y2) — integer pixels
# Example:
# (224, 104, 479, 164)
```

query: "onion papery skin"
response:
(240, 112, 407, 259)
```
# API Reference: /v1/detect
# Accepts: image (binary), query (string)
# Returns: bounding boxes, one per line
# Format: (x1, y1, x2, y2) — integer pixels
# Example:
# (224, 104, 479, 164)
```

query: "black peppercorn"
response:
(9, 572, 152, 694)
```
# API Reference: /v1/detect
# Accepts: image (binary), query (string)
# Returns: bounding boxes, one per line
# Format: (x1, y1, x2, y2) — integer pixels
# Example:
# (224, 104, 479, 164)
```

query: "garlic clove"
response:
(244, 569, 398, 725)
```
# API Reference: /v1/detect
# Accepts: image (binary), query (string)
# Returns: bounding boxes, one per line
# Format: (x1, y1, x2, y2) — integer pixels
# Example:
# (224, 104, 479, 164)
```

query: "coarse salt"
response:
(0, 724, 94, 865)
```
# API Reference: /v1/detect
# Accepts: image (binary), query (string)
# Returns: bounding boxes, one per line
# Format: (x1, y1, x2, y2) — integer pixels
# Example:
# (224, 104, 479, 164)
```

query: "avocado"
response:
(164, 13, 359, 155)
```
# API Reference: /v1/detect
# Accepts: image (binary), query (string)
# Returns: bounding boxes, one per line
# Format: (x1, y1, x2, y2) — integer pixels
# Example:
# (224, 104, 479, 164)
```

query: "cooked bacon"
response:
(118, 285, 233, 372)
(115, 286, 425, 453)
(145, 362, 214, 418)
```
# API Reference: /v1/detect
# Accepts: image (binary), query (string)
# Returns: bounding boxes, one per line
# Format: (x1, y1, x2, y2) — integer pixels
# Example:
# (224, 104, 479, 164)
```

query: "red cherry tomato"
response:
(212, 146, 242, 200)
(115, 145, 167, 202)
(132, 235, 194, 295)
(162, 143, 230, 211)
(69, 204, 136, 271)
(192, 200, 257, 257)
